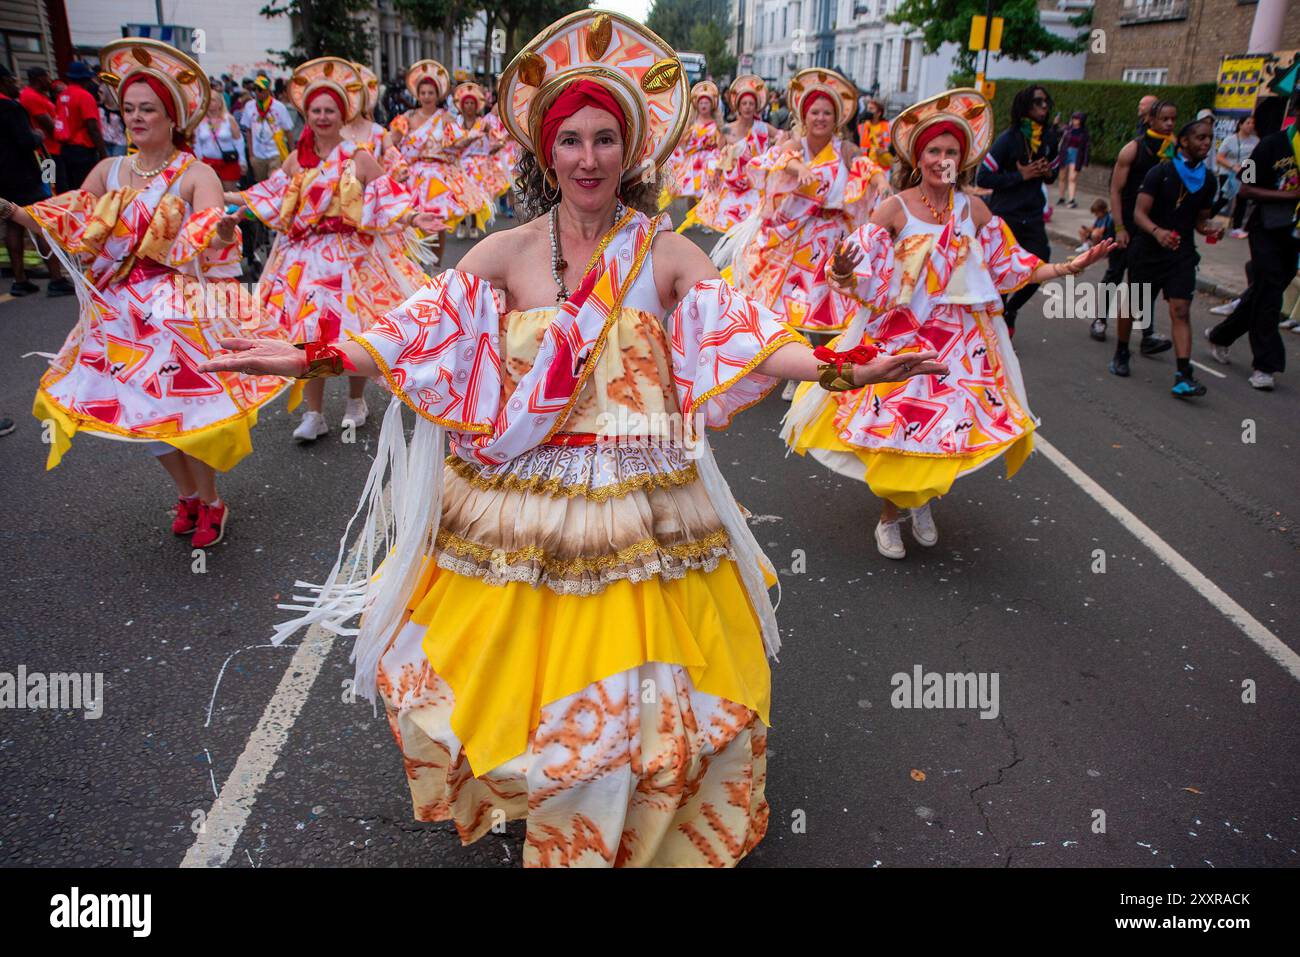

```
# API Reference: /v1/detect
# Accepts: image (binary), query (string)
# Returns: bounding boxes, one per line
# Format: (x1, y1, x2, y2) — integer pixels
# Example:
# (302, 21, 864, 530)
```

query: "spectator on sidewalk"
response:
(1206, 92, 1300, 391)
(239, 75, 292, 182)
(55, 61, 106, 188)
(1217, 114, 1259, 237)
(1121, 116, 1224, 397)
(19, 67, 62, 190)
(976, 84, 1058, 334)
(0, 65, 64, 297)
(1134, 94, 1158, 138)
(1056, 112, 1090, 208)
(1077, 197, 1112, 252)
(1095, 100, 1178, 349)
(100, 86, 127, 157)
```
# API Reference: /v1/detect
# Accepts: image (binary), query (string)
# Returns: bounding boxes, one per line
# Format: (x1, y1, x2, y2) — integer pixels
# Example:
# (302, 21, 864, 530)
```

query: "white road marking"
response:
(1190, 360, 1228, 379)
(180, 627, 336, 868)
(1036, 435, 1300, 682)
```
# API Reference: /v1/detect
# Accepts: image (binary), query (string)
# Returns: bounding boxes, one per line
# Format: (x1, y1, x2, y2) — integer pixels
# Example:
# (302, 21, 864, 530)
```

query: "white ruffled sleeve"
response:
(670, 279, 803, 429)
(351, 269, 500, 435)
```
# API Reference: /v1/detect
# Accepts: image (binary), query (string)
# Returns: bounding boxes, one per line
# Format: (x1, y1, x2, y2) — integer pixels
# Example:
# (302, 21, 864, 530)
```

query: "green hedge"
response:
(950, 77, 1216, 165)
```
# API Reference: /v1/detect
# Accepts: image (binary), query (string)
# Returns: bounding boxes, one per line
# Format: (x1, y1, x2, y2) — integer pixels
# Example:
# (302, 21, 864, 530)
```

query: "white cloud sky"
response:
(591, 0, 652, 24)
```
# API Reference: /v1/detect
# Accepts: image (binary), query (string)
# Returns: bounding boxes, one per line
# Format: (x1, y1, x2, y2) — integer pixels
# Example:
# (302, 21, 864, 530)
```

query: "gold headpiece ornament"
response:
(289, 57, 365, 121)
(788, 67, 857, 132)
(453, 81, 488, 112)
(726, 74, 767, 113)
(497, 9, 689, 184)
(353, 62, 380, 116)
(406, 59, 450, 102)
(890, 87, 992, 171)
(97, 38, 210, 135)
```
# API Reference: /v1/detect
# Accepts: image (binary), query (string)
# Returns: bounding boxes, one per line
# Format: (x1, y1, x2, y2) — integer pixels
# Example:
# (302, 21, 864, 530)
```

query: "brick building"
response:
(1085, 0, 1300, 86)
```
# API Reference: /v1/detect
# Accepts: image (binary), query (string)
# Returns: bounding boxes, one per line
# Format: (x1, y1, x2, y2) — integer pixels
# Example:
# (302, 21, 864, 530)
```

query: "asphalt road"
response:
(1, 220, 1296, 869)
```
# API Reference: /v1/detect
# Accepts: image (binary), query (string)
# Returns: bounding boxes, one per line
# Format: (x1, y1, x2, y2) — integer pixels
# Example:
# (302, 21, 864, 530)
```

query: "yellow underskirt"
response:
(32, 387, 264, 472)
(788, 380, 1035, 509)
(407, 557, 773, 777)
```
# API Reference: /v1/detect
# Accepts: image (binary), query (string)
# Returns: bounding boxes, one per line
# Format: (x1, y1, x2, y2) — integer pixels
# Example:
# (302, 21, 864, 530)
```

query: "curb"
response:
(1045, 223, 1244, 302)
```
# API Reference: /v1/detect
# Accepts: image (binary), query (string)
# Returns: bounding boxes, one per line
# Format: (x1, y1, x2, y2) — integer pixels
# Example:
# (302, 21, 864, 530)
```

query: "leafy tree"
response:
(259, 0, 375, 68)
(889, 0, 1088, 79)
(393, 0, 478, 67)
(647, 0, 735, 78)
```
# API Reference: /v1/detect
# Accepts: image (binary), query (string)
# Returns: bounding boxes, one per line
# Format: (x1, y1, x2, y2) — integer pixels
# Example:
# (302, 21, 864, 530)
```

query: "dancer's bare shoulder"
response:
(455, 217, 546, 290)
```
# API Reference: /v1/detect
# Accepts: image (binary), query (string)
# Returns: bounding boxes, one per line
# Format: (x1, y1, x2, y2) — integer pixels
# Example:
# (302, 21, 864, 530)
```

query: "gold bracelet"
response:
(828, 267, 854, 287)
(817, 360, 857, 392)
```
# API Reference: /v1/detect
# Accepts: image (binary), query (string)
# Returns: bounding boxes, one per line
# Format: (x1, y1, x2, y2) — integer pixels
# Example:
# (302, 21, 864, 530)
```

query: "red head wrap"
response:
(539, 79, 628, 169)
(296, 86, 348, 169)
(912, 119, 968, 166)
(800, 90, 835, 123)
(119, 73, 187, 149)
(737, 91, 758, 109)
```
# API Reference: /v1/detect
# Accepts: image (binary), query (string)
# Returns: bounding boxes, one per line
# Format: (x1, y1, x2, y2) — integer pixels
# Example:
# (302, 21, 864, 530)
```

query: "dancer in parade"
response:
(201, 9, 942, 867)
(713, 67, 887, 354)
(662, 80, 721, 209)
(342, 62, 391, 159)
(193, 90, 248, 190)
(781, 88, 1113, 559)
(1, 39, 292, 547)
(447, 80, 510, 239)
(229, 56, 438, 442)
(856, 96, 893, 169)
(689, 74, 779, 234)
(389, 59, 490, 263)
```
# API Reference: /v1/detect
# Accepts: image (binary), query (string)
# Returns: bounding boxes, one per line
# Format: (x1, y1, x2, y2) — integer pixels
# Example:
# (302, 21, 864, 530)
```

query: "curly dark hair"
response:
(511, 148, 663, 222)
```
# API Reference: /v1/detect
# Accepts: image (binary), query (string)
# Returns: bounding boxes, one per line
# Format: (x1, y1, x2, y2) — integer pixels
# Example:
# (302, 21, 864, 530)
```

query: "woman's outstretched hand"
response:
(854, 349, 948, 386)
(199, 337, 306, 377)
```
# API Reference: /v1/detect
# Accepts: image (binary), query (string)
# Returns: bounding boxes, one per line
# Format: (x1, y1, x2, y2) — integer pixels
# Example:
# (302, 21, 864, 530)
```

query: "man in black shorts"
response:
(1095, 99, 1177, 352)
(1120, 116, 1224, 398)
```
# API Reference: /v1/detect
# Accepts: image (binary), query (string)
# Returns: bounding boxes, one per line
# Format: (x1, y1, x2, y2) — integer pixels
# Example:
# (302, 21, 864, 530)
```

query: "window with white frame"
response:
(1122, 67, 1168, 85)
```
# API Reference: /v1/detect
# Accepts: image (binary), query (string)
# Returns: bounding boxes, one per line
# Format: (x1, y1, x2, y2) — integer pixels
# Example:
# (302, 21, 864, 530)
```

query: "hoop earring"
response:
(542, 168, 560, 203)
(909, 166, 922, 186)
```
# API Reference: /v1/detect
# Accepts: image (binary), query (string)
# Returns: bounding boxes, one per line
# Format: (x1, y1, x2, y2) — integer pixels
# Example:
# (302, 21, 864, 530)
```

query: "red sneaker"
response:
(172, 496, 200, 535)
(192, 501, 229, 548)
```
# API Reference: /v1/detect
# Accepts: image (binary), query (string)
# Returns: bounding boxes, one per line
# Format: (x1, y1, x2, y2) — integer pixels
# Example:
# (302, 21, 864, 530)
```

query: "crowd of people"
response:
(0, 8, 1296, 867)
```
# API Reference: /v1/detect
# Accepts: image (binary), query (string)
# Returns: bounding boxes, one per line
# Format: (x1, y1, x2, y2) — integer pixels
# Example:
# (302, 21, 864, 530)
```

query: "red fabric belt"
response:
(125, 258, 174, 283)
(288, 216, 356, 240)
(544, 432, 598, 447)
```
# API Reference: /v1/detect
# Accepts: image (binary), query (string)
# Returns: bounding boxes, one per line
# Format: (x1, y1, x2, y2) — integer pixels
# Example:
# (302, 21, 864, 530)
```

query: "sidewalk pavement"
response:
(1043, 184, 1249, 302)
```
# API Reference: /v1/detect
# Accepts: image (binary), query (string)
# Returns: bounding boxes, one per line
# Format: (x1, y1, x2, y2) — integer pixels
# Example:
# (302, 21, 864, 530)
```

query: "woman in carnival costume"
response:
(2, 38, 291, 548)
(229, 57, 440, 443)
(661, 80, 721, 210)
(202, 10, 944, 867)
(687, 74, 779, 234)
(713, 68, 890, 397)
(781, 88, 1113, 559)
(342, 62, 392, 160)
(447, 80, 511, 240)
(389, 59, 492, 262)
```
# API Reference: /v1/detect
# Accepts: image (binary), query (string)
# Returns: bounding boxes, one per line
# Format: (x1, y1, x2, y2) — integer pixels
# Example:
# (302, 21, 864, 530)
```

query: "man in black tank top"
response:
(1095, 100, 1177, 354)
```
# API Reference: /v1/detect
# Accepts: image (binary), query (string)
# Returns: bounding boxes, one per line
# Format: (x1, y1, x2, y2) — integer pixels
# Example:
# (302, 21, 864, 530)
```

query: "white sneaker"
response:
(1203, 328, 1230, 364)
(293, 410, 329, 443)
(341, 398, 369, 429)
(1248, 370, 1275, 390)
(1209, 298, 1241, 316)
(781, 380, 798, 401)
(908, 502, 939, 547)
(874, 519, 906, 560)
(1280, 318, 1300, 330)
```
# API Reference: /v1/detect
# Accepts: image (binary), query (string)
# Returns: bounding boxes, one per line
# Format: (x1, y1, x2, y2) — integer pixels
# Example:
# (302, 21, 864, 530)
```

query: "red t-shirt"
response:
(55, 83, 98, 148)
(19, 85, 59, 155)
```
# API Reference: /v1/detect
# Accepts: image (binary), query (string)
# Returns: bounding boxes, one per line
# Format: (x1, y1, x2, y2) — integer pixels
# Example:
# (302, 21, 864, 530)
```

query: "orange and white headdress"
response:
(727, 74, 767, 113)
(289, 57, 364, 121)
(788, 67, 857, 133)
(453, 81, 488, 114)
(354, 62, 380, 117)
(890, 87, 992, 171)
(98, 38, 210, 136)
(497, 8, 689, 185)
(406, 59, 450, 102)
(691, 79, 720, 113)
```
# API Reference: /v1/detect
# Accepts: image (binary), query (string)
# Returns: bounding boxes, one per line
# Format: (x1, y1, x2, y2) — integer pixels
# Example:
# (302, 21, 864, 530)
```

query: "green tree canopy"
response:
(259, 0, 376, 68)
(890, 0, 1089, 78)
(647, 0, 735, 78)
